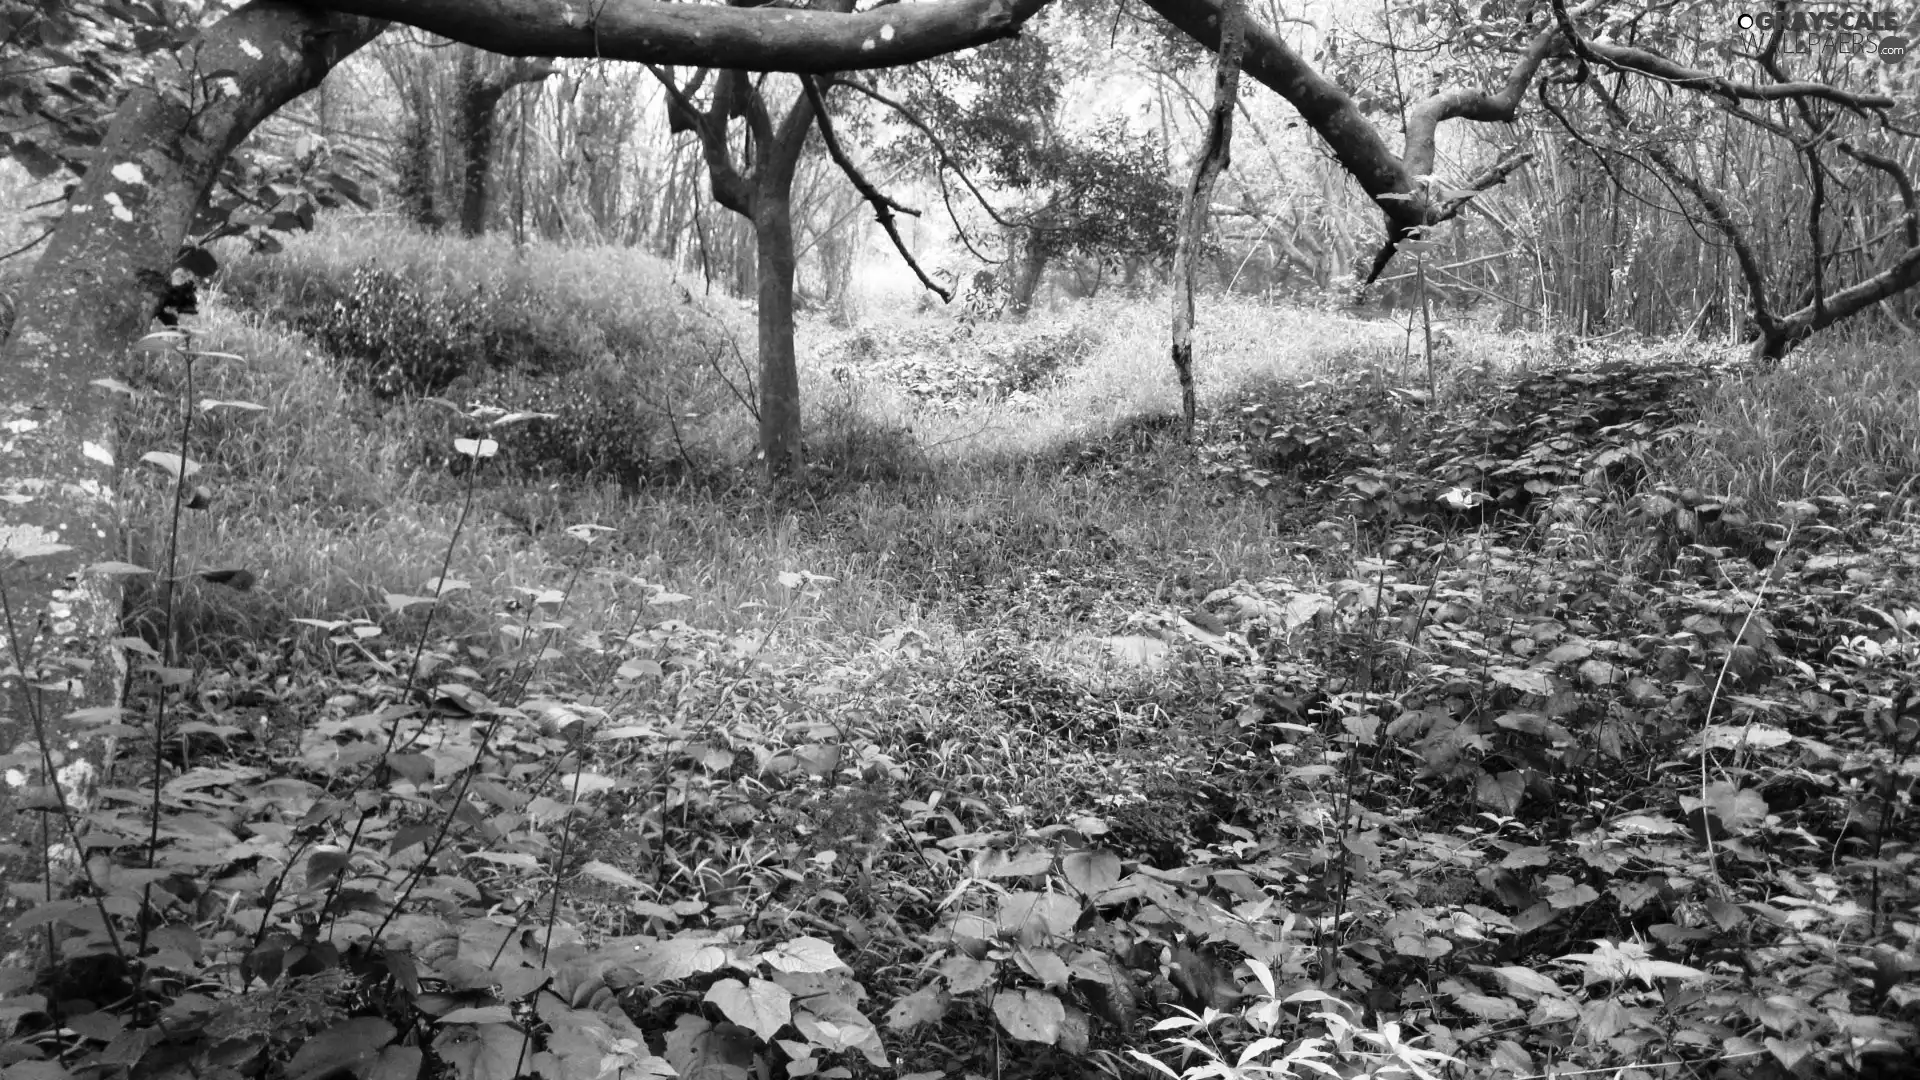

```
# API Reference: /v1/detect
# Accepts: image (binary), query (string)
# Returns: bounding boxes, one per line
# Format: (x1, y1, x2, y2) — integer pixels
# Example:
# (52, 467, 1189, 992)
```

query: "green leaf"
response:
(997, 891, 1078, 938)
(1013, 946, 1072, 989)
(939, 954, 996, 994)
(1491, 667, 1555, 697)
(704, 977, 792, 1042)
(884, 982, 949, 1030)
(433, 1022, 525, 1080)
(760, 936, 845, 975)
(791, 1007, 881, 1061)
(1487, 965, 1566, 998)
(598, 935, 734, 984)
(1684, 781, 1769, 836)
(83, 561, 152, 576)
(366, 1046, 423, 1080)
(1061, 849, 1121, 897)
(439, 1007, 514, 1024)
(579, 861, 646, 890)
(1766, 1037, 1813, 1069)
(2, 1062, 76, 1080)
(287, 1017, 394, 1080)
(139, 450, 200, 478)
(65, 1011, 124, 1042)
(975, 845, 1052, 880)
(194, 568, 257, 591)
(991, 988, 1064, 1044)
(1476, 770, 1526, 813)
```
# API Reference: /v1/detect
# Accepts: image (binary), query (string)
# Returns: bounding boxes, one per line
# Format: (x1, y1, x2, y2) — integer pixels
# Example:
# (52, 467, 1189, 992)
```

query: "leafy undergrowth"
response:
(217, 222, 755, 488)
(817, 318, 1098, 410)
(2, 321, 1918, 1080)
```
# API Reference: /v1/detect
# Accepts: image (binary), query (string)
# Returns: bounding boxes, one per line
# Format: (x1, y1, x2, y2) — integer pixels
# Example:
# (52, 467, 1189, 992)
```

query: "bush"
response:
(311, 264, 486, 396)
(1229, 358, 1720, 527)
(218, 219, 754, 482)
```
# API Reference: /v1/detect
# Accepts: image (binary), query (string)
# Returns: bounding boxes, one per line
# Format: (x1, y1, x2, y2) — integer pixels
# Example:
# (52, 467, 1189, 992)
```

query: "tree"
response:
(865, 32, 1179, 316)
(1, 2, 383, 792)
(6, 0, 1918, 768)
(0, 0, 1049, 786)
(455, 50, 558, 235)
(1144, 0, 1917, 358)
(1167, 0, 1244, 440)
(651, 61, 823, 482)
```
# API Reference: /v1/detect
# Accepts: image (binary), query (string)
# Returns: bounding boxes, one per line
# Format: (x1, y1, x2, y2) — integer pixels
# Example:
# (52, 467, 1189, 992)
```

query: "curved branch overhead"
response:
(1138, 0, 1423, 229)
(315, 0, 1054, 71)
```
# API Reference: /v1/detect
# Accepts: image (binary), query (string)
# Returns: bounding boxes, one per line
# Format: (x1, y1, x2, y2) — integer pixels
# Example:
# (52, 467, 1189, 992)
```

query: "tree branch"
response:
(802, 77, 951, 302)
(830, 77, 1020, 232)
(1583, 35, 1896, 111)
(1139, 0, 1424, 230)
(1401, 11, 1586, 176)
(647, 64, 752, 214)
(316, 0, 1053, 71)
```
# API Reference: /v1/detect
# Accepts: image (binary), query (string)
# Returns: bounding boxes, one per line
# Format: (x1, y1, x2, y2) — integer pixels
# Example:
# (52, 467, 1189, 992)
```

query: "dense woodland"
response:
(1, 2, 1918, 1080)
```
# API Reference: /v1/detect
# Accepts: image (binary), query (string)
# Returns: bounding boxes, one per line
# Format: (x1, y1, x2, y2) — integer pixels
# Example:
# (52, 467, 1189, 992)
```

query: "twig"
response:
(802, 77, 952, 303)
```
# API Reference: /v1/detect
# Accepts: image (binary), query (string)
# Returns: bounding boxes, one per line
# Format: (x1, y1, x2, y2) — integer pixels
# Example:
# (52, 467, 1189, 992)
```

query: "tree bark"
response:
(754, 194, 804, 482)
(1004, 233, 1048, 318)
(0, 3, 382, 792)
(319, 0, 1051, 71)
(458, 53, 558, 236)
(652, 59, 817, 486)
(1168, 0, 1245, 442)
(1141, 0, 1423, 234)
(751, 89, 816, 485)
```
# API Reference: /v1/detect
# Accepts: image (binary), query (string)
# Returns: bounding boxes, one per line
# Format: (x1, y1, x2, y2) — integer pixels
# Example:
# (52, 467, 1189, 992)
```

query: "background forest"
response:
(1, 2, 1918, 1080)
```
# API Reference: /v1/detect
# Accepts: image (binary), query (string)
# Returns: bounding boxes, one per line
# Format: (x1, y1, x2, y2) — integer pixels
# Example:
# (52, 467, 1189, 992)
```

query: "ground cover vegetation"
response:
(4, 0, 1920, 1078)
(1, 222, 1916, 1080)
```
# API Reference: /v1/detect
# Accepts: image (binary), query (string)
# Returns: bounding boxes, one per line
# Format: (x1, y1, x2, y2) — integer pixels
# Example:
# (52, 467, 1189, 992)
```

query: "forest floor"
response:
(5, 227, 1919, 1080)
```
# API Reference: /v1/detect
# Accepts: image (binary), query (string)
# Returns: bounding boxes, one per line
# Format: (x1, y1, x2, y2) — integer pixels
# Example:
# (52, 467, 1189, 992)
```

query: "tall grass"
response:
(139, 220, 1917, 670)
(128, 235, 1315, 661)
(1661, 340, 1920, 515)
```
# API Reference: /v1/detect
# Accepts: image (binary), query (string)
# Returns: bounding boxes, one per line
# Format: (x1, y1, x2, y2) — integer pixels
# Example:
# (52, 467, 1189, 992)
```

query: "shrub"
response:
(218, 218, 754, 481)
(312, 263, 487, 396)
(486, 366, 662, 487)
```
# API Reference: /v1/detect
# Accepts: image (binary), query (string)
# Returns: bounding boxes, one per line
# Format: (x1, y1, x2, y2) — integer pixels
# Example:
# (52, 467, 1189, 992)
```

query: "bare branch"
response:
(1141, 0, 1424, 230)
(802, 77, 951, 302)
(830, 77, 1021, 231)
(1548, 0, 1894, 112)
(647, 64, 753, 214)
(1402, 12, 1582, 176)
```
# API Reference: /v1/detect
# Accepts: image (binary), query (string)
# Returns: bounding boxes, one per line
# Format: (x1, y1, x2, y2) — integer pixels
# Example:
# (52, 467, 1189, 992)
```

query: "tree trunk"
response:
(754, 196, 804, 483)
(457, 51, 498, 236)
(1004, 234, 1048, 318)
(0, 3, 381, 797)
(1168, 0, 1246, 441)
(396, 77, 445, 230)
(457, 54, 557, 237)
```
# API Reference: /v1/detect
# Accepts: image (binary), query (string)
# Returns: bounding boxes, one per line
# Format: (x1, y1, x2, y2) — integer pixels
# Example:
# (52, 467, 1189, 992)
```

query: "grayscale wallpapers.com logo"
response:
(1733, 7, 1911, 63)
